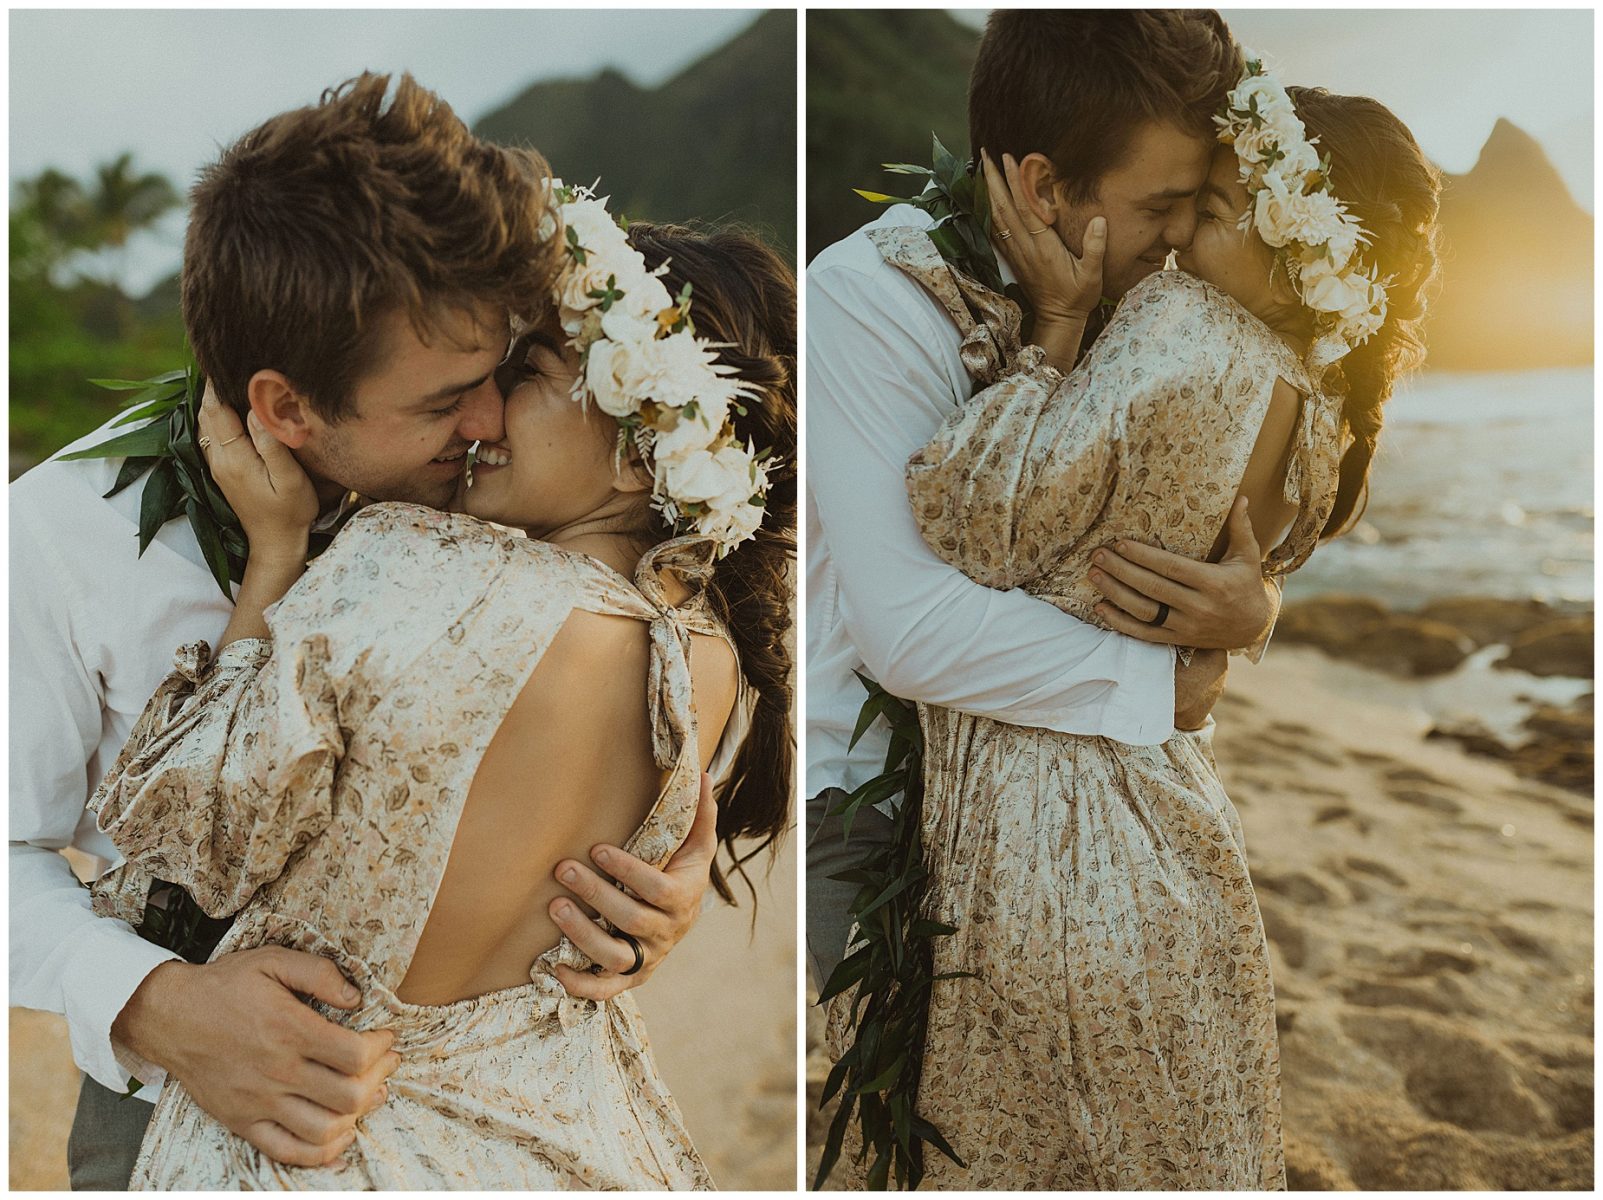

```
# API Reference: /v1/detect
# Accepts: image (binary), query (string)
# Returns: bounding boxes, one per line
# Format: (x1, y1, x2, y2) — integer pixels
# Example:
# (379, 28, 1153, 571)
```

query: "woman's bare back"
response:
(398, 608, 738, 1004)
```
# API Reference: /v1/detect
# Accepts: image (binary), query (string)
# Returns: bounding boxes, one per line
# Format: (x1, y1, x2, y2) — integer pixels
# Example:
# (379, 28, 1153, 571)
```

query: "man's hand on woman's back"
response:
(1089, 497, 1278, 650)
(112, 947, 398, 1167)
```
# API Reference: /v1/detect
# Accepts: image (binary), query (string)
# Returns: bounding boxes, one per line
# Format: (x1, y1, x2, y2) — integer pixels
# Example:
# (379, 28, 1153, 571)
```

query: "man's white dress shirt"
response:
(11, 417, 237, 1098)
(806, 205, 1177, 797)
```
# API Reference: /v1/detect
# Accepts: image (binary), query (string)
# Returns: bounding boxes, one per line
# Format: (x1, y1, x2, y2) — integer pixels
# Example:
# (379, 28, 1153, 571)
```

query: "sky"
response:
(952, 8, 1593, 211)
(9, 8, 764, 293)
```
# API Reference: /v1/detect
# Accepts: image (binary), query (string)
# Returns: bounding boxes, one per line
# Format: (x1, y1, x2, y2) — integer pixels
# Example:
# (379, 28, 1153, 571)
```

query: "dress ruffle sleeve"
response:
(89, 625, 342, 922)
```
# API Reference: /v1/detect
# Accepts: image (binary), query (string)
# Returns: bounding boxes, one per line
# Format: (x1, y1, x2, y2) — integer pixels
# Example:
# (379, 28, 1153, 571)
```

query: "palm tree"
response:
(86, 153, 180, 251)
(14, 168, 92, 259)
(83, 153, 181, 292)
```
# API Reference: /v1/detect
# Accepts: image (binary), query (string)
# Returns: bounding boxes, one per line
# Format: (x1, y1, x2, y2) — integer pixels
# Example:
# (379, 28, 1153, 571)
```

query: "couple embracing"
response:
(13, 74, 796, 1189)
(808, 9, 1439, 1190)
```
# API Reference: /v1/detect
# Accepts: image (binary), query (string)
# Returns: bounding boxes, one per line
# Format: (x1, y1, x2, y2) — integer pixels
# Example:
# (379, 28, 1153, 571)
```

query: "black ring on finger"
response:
(1147, 601, 1171, 629)
(618, 930, 645, 977)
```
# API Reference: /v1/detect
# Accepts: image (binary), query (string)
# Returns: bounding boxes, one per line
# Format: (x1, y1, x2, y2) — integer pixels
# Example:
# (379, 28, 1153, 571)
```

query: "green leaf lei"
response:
(855, 133, 1031, 319)
(66, 360, 339, 971)
(63, 358, 247, 600)
(814, 673, 975, 1190)
(813, 134, 1018, 1192)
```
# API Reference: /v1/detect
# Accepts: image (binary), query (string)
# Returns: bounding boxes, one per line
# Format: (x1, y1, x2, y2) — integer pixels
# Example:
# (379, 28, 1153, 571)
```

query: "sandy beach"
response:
(10, 836, 796, 1191)
(807, 645, 1592, 1190)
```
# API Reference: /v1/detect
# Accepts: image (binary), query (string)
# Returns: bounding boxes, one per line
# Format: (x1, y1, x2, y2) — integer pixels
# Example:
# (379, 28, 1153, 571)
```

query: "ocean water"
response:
(1289, 366, 1594, 609)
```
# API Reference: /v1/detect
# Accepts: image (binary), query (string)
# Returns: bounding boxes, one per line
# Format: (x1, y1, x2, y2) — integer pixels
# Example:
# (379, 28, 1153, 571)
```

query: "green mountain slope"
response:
(805, 9, 976, 261)
(475, 9, 796, 254)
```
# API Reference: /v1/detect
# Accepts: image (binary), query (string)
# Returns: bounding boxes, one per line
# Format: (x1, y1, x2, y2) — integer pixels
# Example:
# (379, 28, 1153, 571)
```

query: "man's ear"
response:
(246, 370, 315, 449)
(1015, 152, 1063, 229)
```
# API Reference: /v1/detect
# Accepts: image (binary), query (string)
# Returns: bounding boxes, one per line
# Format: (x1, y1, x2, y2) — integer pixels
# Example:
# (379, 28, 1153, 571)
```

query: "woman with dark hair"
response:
(828, 64, 1439, 1188)
(85, 191, 795, 1189)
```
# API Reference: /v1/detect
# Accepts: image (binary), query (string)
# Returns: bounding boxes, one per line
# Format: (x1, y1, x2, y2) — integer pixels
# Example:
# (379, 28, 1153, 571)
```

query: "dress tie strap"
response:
(869, 226, 1025, 388)
(624, 535, 725, 863)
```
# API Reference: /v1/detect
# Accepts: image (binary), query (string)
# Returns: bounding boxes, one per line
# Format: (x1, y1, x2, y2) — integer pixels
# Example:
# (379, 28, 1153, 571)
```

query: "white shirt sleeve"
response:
(9, 475, 179, 1094)
(807, 253, 1176, 742)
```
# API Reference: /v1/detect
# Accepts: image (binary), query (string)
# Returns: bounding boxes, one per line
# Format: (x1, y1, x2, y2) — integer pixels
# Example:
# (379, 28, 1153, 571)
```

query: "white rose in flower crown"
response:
(598, 303, 661, 349)
(561, 198, 632, 260)
(1232, 73, 1297, 129)
(1297, 254, 1373, 318)
(1275, 136, 1321, 184)
(662, 444, 758, 509)
(695, 493, 765, 546)
(625, 332, 733, 412)
(583, 337, 637, 418)
(1251, 169, 1299, 248)
(1230, 120, 1284, 168)
(651, 392, 731, 461)
(1279, 187, 1346, 247)
(1316, 217, 1361, 271)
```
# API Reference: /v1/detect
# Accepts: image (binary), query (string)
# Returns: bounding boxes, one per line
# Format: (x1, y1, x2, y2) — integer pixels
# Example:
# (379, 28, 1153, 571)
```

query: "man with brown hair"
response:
(807, 9, 1274, 991)
(12, 73, 715, 1188)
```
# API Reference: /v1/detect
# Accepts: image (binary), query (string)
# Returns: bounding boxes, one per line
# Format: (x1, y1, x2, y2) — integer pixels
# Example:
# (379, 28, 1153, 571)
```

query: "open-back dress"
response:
(826, 228, 1345, 1190)
(89, 502, 738, 1190)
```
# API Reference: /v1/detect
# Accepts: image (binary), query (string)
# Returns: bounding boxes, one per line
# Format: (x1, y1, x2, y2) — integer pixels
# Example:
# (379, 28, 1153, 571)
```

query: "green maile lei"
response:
(67, 359, 344, 1085)
(817, 134, 1055, 1190)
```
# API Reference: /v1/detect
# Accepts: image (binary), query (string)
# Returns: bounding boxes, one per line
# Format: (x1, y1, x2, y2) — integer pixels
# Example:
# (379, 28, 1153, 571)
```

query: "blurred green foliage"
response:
(11, 154, 184, 474)
(806, 10, 977, 261)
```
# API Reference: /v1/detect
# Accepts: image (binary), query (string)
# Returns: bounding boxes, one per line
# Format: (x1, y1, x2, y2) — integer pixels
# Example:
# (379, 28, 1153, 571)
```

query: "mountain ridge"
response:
(473, 10, 795, 254)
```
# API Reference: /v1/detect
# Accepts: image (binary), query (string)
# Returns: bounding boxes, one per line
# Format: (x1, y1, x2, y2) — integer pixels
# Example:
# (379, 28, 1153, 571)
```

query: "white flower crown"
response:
(1215, 58, 1389, 364)
(547, 180, 772, 554)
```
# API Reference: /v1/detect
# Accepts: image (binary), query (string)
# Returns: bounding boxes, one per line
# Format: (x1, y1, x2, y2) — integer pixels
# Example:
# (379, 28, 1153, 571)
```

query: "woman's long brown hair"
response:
(625, 222, 797, 904)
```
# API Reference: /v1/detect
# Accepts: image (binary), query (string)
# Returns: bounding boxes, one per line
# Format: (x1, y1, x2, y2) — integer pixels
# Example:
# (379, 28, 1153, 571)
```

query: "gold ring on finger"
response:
(198, 435, 213, 452)
(997, 228, 1013, 241)
(1027, 226, 1050, 235)
(219, 434, 245, 447)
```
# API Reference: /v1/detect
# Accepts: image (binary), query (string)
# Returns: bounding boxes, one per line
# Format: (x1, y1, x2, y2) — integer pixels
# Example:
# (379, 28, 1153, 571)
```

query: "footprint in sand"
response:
(1386, 787, 1465, 817)
(1487, 920, 1557, 965)
(1342, 856, 1410, 888)
(1381, 944, 1479, 976)
(1385, 765, 1454, 788)
(1258, 903, 1315, 971)
(1268, 720, 1317, 738)
(1340, 977, 1463, 1016)
(1313, 804, 1372, 834)
(1253, 867, 1345, 907)
(1340, 1010, 1555, 1136)
(1258, 731, 1345, 767)
(1350, 749, 1398, 767)
(1293, 782, 1349, 800)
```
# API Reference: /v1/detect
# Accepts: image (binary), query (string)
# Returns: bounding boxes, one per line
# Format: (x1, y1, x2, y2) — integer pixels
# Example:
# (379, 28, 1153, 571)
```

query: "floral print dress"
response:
(89, 502, 734, 1190)
(828, 229, 1343, 1190)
